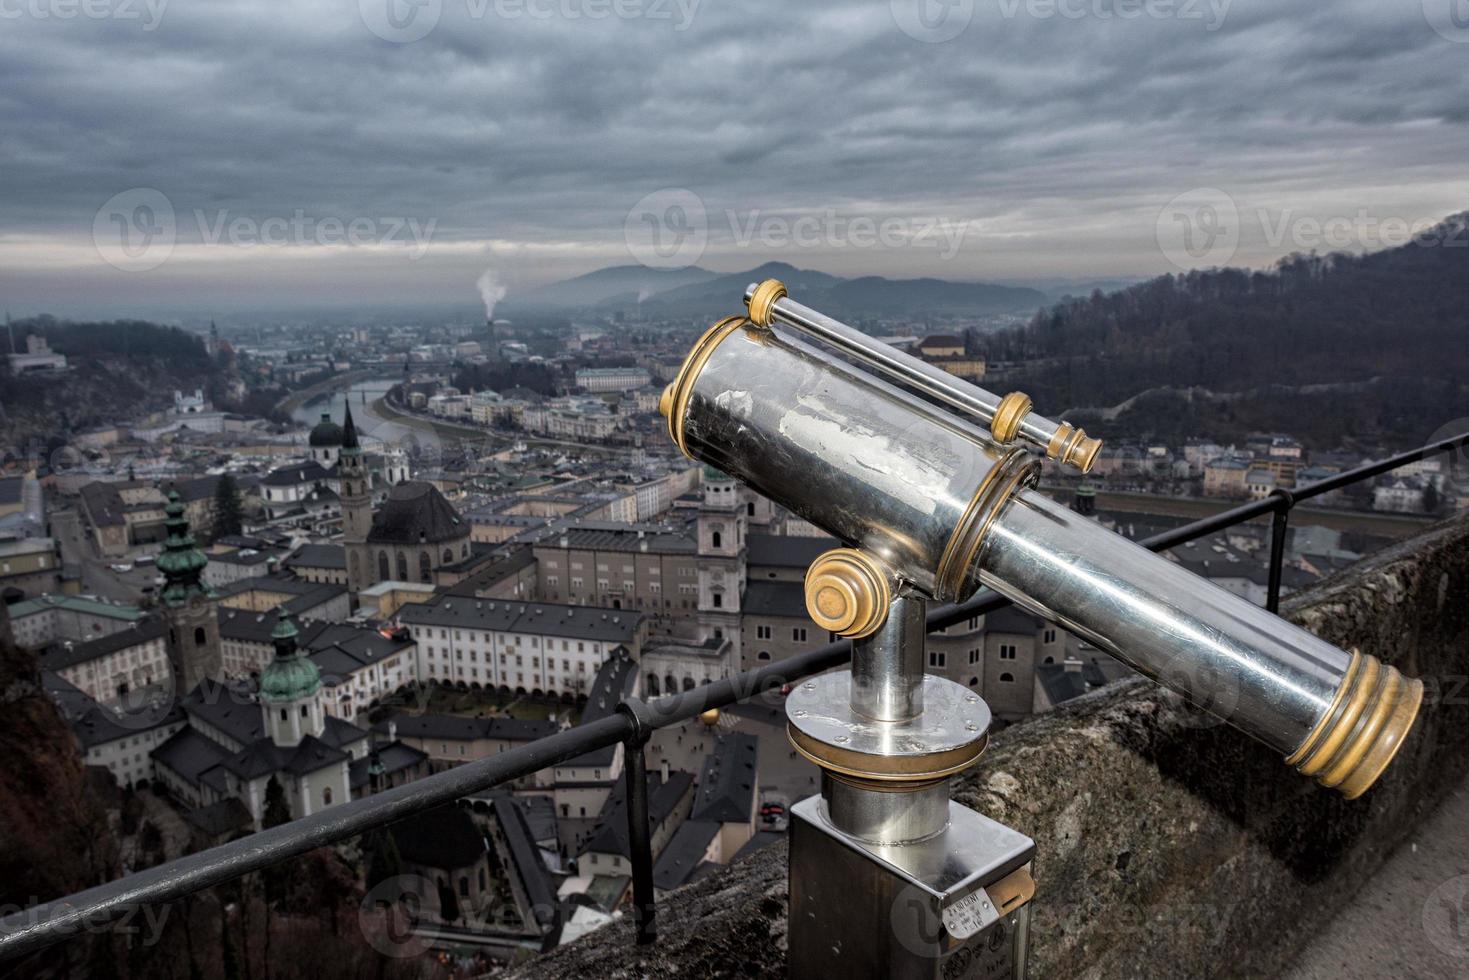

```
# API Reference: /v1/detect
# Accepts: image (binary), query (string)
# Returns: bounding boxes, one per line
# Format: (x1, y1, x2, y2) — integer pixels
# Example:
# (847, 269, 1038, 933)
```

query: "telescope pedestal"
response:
(784, 595, 1036, 979)
(788, 794, 1035, 980)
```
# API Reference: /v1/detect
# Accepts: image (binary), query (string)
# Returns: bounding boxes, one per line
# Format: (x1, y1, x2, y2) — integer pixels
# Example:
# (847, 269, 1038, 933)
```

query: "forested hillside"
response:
(0, 317, 226, 451)
(988, 213, 1469, 449)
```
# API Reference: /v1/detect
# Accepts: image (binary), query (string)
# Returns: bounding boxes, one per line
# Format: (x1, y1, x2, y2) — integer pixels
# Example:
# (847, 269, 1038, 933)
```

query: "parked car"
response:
(109, 563, 132, 573)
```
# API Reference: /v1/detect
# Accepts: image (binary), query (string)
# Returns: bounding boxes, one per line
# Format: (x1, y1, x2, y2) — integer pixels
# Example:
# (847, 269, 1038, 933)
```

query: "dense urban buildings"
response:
(2, 302, 1463, 972)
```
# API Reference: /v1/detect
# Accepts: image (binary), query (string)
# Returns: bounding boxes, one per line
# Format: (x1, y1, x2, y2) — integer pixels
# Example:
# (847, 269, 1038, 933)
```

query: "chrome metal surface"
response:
(787, 673, 992, 776)
(851, 592, 927, 721)
(980, 489, 1348, 753)
(680, 299, 1394, 783)
(789, 795, 1034, 980)
(822, 771, 952, 844)
(745, 282, 1065, 458)
(680, 321, 1023, 599)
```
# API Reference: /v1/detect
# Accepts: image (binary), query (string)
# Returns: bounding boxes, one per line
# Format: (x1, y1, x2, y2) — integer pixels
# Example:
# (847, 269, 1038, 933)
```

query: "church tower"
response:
(259, 607, 325, 747)
(696, 466, 746, 659)
(338, 404, 374, 593)
(157, 491, 222, 693)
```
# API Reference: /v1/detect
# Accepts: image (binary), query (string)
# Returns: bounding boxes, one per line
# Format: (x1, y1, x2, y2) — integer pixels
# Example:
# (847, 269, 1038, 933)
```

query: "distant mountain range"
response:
(502, 261, 1051, 319)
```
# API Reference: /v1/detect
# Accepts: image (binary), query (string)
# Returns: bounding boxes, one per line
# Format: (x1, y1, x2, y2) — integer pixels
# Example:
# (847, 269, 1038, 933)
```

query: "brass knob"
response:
(1048, 422, 1103, 473)
(699, 708, 721, 727)
(991, 391, 1033, 444)
(804, 549, 892, 639)
(746, 278, 788, 327)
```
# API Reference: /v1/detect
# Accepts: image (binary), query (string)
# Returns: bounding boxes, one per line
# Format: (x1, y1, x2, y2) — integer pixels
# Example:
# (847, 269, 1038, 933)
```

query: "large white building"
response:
(39, 618, 172, 710)
(575, 367, 651, 393)
(396, 596, 647, 698)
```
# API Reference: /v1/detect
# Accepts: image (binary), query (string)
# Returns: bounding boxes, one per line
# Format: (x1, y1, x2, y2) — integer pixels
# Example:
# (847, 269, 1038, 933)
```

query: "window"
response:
(968, 648, 980, 664)
(757, 651, 771, 661)
(929, 651, 946, 668)
(396, 552, 408, 580)
(999, 672, 1015, 683)
(792, 628, 807, 642)
(419, 550, 431, 583)
(379, 551, 391, 581)
(323, 787, 333, 806)
(757, 625, 771, 639)
(999, 644, 1017, 660)
(1044, 629, 1057, 644)
(712, 593, 722, 608)
(443, 548, 454, 564)
(711, 531, 722, 549)
(194, 626, 207, 647)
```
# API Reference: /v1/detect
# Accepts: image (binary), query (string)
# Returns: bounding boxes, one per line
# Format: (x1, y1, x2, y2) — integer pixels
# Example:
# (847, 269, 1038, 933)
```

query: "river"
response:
(290, 379, 432, 448)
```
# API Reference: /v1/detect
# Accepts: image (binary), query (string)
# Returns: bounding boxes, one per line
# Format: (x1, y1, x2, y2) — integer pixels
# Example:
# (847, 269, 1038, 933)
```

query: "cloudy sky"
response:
(1, 0, 1467, 317)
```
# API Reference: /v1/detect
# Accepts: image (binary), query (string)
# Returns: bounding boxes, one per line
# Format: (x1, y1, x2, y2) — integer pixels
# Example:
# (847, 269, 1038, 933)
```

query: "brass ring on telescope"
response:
(936, 449, 1041, 601)
(990, 391, 1032, 444)
(660, 315, 749, 458)
(746, 278, 788, 327)
(1285, 649, 1424, 799)
(787, 725, 989, 783)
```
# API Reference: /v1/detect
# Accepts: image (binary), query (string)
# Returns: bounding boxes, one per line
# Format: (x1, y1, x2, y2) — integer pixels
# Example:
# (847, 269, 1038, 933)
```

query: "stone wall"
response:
(508, 513, 1469, 979)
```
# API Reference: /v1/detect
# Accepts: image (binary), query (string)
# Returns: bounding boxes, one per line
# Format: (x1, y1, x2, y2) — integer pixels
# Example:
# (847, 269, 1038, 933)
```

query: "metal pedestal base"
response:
(788, 796, 1035, 980)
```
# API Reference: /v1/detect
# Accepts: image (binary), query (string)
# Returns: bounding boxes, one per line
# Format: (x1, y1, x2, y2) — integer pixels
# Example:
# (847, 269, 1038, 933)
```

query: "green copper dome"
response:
(259, 607, 321, 703)
(702, 464, 733, 482)
(157, 491, 212, 608)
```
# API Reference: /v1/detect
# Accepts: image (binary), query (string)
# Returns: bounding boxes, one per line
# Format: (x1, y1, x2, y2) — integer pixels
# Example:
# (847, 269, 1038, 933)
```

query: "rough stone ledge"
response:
(508, 514, 1469, 979)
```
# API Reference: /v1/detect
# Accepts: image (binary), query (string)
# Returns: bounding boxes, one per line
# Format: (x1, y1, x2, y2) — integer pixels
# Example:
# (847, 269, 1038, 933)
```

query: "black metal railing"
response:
(1, 434, 1464, 963)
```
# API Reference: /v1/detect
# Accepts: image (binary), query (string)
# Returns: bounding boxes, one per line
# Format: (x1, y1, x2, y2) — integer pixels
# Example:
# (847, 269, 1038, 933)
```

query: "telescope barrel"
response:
(981, 489, 1420, 795)
(661, 311, 1423, 798)
(743, 279, 1102, 472)
(661, 315, 1034, 601)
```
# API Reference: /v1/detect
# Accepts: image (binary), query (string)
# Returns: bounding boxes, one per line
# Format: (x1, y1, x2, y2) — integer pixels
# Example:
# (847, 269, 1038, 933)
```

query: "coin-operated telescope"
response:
(659, 279, 1423, 979)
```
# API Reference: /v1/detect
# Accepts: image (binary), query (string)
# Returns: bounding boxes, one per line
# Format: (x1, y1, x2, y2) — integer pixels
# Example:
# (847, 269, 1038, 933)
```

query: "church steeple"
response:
(339, 404, 373, 594)
(157, 491, 212, 608)
(341, 402, 361, 453)
(157, 491, 222, 692)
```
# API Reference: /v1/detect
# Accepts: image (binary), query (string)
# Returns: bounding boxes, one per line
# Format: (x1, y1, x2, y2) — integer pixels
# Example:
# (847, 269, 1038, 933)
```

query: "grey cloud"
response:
(0, 0, 1466, 316)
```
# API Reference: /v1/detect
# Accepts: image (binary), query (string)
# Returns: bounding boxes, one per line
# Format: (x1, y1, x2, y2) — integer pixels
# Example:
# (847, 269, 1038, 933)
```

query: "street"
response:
(50, 508, 157, 604)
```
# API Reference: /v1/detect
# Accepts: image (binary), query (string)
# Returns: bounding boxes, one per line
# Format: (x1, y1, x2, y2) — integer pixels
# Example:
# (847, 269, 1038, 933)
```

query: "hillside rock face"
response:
(0, 618, 119, 912)
(508, 512, 1469, 979)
